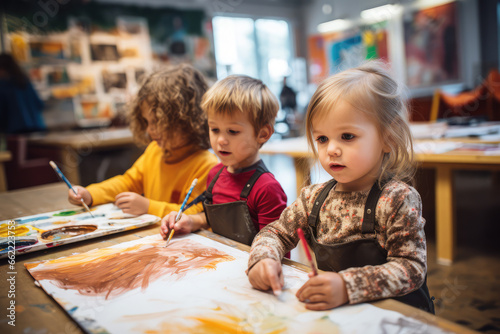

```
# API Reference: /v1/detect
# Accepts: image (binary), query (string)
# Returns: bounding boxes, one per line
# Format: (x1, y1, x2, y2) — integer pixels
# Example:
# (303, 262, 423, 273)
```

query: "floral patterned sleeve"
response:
(247, 184, 323, 271)
(339, 184, 427, 304)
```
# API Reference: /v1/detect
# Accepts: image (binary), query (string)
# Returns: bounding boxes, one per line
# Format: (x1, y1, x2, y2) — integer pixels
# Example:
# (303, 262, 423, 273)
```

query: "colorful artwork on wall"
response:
(25, 233, 448, 334)
(307, 34, 329, 84)
(327, 34, 364, 73)
(310, 21, 389, 80)
(403, 2, 459, 87)
(0, 203, 159, 259)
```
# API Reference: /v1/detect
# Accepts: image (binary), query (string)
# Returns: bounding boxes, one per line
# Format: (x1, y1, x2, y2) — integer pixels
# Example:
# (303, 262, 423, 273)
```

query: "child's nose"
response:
(217, 134, 228, 145)
(327, 141, 341, 156)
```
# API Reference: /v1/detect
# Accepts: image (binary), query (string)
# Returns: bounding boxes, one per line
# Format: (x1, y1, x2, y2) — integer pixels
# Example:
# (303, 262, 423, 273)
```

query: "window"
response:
(212, 16, 293, 98)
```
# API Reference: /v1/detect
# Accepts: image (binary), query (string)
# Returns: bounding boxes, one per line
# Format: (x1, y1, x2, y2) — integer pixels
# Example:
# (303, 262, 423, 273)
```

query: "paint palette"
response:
(0, 203, 160, 258)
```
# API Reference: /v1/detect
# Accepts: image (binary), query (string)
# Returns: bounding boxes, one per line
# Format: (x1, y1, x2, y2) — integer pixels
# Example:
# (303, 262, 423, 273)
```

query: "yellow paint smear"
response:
(0, 223, 30, 237)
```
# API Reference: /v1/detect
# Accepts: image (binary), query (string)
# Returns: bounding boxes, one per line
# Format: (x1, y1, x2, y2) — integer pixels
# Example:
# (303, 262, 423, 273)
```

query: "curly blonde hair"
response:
(305, 61, 415, 185)
(201, 75, 279, 135)
(129, 64, 210, 150)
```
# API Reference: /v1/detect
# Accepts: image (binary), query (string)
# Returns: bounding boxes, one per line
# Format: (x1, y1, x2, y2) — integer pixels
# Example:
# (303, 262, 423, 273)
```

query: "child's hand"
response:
(159, 212, 193, 239)
(68, 186, 92, 206)
(247, 259, 284, 296)
(296, 272, 348, 310)
(114, 192, 149, 215)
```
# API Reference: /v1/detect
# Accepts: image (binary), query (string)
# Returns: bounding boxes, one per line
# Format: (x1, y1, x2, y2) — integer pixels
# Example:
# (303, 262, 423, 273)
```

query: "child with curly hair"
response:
(247, 61, 434, 313)
(68, 64, 218, 217)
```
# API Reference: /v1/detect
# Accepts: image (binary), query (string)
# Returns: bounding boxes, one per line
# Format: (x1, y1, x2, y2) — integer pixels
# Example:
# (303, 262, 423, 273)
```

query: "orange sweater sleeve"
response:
(87, 142, 218, 217)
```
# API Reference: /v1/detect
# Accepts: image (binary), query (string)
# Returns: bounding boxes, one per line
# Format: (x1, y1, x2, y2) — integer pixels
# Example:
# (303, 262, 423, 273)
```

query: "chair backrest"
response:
(5, 135, 59, 190)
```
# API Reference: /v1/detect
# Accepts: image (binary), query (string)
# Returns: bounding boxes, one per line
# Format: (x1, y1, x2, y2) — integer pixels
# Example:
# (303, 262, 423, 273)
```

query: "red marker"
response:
(297, 228, 318, 276)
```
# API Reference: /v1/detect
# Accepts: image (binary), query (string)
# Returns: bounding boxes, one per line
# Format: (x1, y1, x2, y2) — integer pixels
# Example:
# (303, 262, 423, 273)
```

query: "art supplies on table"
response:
(49, 161, 94, 217)
(297, 227, 318, 276)
(0, 203, 159, 258)
(166, 178, 198, 247)
(25, 233, 448, 334)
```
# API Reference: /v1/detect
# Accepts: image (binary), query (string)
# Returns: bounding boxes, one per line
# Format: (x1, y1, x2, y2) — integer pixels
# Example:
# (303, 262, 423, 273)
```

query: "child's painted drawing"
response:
(26, 234, 447, 334)
(0, 204, 159, 258)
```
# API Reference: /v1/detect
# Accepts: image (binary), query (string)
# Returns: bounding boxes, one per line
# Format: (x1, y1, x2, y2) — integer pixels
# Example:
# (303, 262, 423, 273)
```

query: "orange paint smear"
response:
(143, 312, 287, 334)
(28, 239, 235, 299)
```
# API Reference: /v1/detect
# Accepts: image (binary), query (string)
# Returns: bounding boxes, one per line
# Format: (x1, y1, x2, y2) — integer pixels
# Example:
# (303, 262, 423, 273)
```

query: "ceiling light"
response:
(361, 4, 399, 22)
(317, 19, 350, 33)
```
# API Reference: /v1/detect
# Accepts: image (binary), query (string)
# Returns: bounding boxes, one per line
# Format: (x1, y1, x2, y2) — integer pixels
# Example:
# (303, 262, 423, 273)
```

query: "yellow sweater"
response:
(86, 142, 218, 217)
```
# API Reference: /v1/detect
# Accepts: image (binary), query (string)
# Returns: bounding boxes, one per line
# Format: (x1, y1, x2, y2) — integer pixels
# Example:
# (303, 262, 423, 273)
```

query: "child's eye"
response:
(342, 133, 355, 140)
(229, 130, 240, 135)
(316, 135, 328, 143)
(210, 128, 219, 133)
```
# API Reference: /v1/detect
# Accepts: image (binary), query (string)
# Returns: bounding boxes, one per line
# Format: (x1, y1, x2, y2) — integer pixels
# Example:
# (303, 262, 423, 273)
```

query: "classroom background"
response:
(0, 0, 499, 333)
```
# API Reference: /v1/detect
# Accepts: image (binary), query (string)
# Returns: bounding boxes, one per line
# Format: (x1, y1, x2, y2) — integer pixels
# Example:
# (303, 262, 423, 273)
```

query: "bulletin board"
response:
(2, 1, 215, 127)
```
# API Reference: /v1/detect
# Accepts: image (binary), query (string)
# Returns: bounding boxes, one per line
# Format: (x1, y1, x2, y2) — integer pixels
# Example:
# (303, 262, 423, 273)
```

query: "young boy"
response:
(68, 65, 218, 218)
(160, 75, 287, 245)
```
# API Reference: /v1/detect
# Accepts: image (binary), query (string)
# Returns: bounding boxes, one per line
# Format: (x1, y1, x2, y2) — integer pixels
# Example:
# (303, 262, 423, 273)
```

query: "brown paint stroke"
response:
(29, 239, 235, 299)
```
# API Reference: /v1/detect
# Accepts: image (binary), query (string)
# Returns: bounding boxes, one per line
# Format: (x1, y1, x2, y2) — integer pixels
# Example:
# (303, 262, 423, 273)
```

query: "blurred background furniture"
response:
(0, 150, 12, 192)
(4, 135, 59, 190)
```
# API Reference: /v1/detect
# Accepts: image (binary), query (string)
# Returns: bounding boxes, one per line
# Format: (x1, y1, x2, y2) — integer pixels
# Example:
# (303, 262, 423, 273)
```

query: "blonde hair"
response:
(201, 75, 279, 135)
(305, 61, 415, 184)
(129, 64, 210, 150)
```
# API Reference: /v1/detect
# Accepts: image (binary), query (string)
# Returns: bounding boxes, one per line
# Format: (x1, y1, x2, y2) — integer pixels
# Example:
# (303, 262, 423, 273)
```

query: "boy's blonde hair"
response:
(305, 61, 415, 184)
(201, 75, 279, 135)
(129, 64, 210, 150)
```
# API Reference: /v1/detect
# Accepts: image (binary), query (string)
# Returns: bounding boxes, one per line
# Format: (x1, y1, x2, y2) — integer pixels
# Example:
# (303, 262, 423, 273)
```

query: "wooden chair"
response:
(486, 69, 500, 121)
(429, 68, 500, 122)
(4, 135, 59, 190)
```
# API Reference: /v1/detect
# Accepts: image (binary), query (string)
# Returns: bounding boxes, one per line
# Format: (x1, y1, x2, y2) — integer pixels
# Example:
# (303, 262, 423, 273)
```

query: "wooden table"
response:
(27, 128, 136, 185)
(0, 150, 12, 192)
(0, 184, 475, 333)
(261, 137, 500, 265)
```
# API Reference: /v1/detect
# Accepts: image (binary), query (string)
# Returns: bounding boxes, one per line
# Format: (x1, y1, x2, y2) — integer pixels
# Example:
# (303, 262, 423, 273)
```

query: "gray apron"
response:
(307, 179, 435, 313)
(203, 161, 269, 246)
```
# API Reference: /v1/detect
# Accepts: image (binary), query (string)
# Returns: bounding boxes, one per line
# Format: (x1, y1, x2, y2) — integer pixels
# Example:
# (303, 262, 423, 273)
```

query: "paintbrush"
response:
(297, 227, 318, 276)
(49, 161, 94, 218)
(165, 178, 198, 247)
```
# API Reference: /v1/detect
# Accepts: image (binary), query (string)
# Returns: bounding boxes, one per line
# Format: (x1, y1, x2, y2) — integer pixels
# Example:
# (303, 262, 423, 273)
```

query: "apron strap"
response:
(307, 179, 390, 234)
(240, 160, 269, 199)
(204, 166, 225, 203)
(307, 179, 337, 231)
(361, 180, 389, 234)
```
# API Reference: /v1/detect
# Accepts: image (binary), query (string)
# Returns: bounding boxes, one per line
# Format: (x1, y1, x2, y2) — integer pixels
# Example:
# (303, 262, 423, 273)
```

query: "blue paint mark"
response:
(14, 216, 50, 224)
(75, 213, 105, 221)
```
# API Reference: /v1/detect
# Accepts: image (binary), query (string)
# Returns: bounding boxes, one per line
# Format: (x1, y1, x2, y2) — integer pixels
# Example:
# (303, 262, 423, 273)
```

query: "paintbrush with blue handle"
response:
(49, 161, 94, 218)
(165, 178, 198, 247)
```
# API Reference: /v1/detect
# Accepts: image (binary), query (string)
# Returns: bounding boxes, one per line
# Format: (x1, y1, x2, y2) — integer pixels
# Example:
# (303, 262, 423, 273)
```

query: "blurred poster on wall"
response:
(307, 34, 329, 84)
(362, 21, 388, 62)
(404, 2, 459, 87)
(327, 34, 364, 74)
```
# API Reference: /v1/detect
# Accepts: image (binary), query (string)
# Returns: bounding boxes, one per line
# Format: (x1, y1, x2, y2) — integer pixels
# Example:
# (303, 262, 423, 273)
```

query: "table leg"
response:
(435, 165, 455, 265)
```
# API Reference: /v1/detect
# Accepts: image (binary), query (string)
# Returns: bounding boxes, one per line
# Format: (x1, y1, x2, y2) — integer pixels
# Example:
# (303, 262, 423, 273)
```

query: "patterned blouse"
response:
(248, 179, 427, 304)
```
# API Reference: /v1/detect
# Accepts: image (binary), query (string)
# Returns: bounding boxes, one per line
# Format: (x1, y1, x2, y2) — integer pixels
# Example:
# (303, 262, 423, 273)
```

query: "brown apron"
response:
(307, 179, 435, 313)
(203, 161, 269, 246)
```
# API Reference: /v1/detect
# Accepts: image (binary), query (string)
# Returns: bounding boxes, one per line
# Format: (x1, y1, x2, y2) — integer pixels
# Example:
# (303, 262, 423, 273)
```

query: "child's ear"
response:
(257, 124, 273, 145)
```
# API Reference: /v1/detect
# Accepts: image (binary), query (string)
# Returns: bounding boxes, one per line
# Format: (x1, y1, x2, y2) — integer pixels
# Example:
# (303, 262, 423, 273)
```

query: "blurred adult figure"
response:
(0, 53, 46, 134)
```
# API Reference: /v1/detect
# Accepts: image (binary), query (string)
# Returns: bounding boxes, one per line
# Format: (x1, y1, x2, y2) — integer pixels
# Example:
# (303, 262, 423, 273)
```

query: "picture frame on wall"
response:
(73, 96, 115, 128)
(403, 1, 460, 88)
